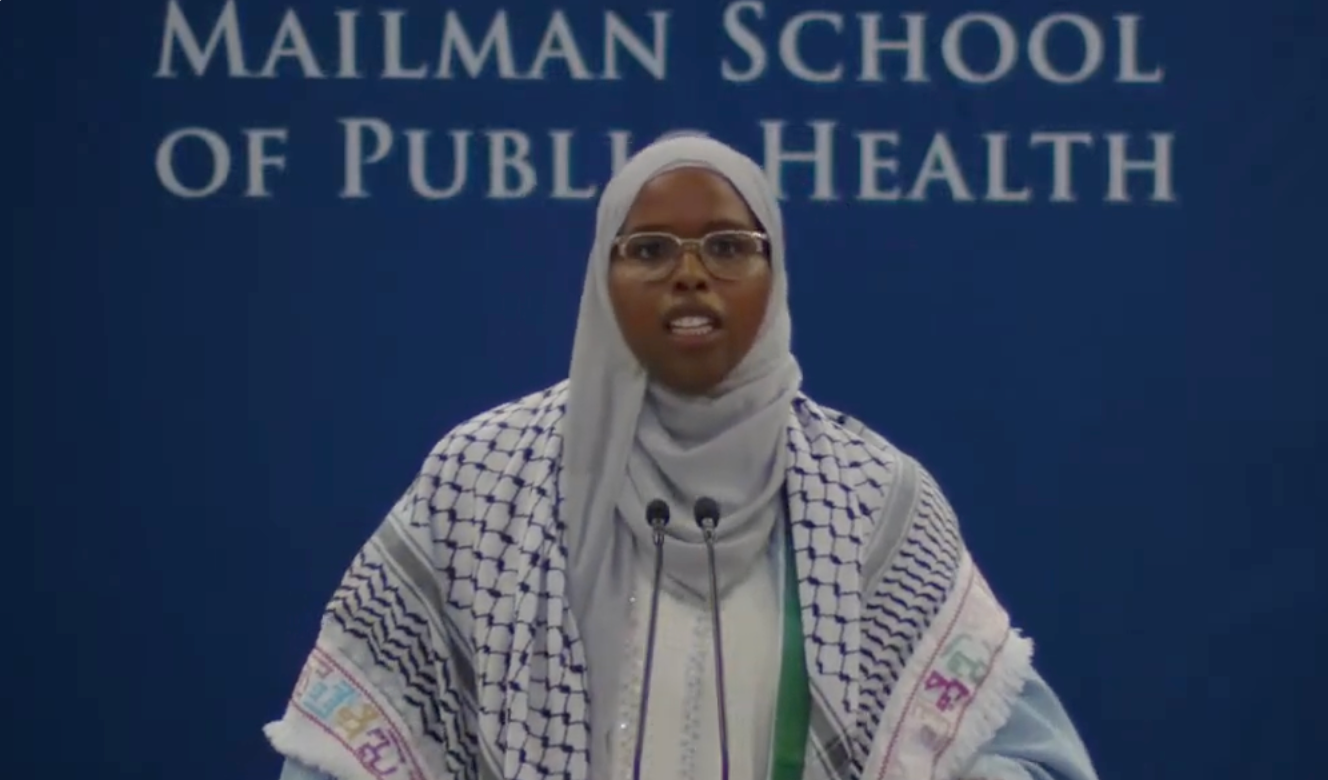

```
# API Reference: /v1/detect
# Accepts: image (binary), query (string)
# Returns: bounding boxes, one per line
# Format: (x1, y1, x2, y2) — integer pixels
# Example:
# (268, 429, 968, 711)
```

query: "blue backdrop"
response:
(8, 0, 1326, 777)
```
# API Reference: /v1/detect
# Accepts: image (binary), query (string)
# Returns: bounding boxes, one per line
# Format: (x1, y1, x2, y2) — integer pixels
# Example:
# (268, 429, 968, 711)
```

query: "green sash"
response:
(768, 524, 809, 780)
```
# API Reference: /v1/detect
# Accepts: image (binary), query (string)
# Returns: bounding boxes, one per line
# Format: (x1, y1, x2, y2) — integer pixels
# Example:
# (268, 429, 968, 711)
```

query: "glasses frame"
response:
(611, 229, 770, 281)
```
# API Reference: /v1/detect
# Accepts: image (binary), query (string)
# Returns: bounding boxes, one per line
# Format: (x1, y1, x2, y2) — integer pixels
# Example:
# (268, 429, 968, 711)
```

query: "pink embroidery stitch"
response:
(923, 670, 972, 712)
(356, 727, 403, 776)
(289, 650, 426, 780)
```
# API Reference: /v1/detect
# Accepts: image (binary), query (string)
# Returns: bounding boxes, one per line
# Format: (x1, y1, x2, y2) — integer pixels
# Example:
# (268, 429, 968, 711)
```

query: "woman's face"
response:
(608, 168, 772, 396)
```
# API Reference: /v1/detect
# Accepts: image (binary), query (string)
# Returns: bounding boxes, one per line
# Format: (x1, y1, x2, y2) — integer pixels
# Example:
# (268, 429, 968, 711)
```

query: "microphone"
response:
(631, 498, 671, 780)
(693, 496, 730, 780)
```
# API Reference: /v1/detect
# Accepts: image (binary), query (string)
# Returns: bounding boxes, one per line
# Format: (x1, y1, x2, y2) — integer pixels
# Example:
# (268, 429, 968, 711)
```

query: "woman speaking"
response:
(264, 134, 1098, 780)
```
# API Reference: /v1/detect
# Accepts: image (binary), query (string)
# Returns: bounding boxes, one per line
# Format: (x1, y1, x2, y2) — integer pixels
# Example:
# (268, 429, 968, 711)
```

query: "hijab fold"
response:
(559, 135, 801, 777)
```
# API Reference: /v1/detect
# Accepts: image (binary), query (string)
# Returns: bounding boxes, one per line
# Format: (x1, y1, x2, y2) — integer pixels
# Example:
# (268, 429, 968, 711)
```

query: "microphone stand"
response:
(693, 497, 730, 780)
(631, 499, 671, 780)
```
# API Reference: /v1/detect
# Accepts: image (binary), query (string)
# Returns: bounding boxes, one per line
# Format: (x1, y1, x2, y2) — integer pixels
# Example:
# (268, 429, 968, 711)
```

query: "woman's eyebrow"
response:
(623, 218, 756, 234)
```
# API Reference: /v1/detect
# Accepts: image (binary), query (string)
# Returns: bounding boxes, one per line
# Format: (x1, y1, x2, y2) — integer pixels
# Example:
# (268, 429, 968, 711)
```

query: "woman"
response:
(265, 135, 1098, 780)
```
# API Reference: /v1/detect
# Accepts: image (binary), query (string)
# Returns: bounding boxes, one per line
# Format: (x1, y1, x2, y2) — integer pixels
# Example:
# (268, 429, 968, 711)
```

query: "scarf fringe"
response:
(934, 630, 1035, 779)
(264, 718, 373, 780)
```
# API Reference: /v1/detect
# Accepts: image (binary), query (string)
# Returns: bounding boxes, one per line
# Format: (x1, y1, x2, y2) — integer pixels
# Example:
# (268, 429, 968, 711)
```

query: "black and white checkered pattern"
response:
(305, 381, 962, 780)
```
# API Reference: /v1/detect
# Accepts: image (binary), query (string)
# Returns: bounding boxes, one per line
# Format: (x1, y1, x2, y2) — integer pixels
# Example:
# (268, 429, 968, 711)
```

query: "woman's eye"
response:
(708, 239, 741, 256)
(629, 238, 671, 260)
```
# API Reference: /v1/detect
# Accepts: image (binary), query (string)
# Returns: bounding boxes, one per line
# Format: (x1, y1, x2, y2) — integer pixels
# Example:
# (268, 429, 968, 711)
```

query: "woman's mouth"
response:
(668, 315, 717, 336)
(665, 314, 722, 347)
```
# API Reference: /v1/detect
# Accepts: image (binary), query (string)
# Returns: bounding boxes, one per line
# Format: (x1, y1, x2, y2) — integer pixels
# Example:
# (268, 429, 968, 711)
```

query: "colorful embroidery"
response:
(941, 633, 992, 686)
(863, 553, 1033, 780)
(291, 650, 426, 780)
(922, 670, 972, 712)
(909, 700, 953, 752)
(918, 630, 1000, 713)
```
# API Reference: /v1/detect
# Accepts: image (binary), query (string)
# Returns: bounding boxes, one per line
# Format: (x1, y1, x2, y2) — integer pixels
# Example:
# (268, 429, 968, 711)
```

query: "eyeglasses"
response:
(611, 230, 769, 282)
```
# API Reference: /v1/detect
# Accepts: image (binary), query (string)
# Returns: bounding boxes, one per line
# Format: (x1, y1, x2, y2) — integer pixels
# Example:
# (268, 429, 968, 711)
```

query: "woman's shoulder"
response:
(419, 380, 570, 476)
(794, 395, 964, 569)
(793, 393, 907, 464)
(792, 393, 951, 508)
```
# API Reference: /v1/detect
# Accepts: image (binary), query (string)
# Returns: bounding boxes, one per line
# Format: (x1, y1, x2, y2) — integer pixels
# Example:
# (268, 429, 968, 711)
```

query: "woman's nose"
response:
(671, 248, 710, 290)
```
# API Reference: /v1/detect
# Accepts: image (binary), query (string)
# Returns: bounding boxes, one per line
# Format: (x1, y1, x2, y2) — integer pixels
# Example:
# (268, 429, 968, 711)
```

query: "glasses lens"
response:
(703, 231, 762, 259)
(702, 231, 763, 278)
(620, 234, 679, 263)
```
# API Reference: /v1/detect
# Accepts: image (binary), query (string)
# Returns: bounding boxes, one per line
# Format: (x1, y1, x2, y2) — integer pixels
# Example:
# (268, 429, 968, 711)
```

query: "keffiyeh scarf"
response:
(264, 383, 1033, 780)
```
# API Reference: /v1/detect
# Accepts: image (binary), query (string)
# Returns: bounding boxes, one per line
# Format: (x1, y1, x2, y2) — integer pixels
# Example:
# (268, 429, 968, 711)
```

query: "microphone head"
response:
(692, 497, 721, 529)
(645, 499, 671, 528)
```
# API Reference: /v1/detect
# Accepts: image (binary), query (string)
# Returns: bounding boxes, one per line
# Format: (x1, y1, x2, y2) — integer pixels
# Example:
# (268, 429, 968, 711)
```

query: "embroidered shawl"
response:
(264, 382, 1033, 780)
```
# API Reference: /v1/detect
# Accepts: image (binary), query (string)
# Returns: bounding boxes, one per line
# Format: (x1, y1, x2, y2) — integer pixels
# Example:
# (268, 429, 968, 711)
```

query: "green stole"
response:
(768, 521, 810, 780)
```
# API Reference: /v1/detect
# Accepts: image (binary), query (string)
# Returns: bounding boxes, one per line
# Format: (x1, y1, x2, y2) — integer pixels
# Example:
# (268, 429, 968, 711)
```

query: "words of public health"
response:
(150, 1, 1176, 204)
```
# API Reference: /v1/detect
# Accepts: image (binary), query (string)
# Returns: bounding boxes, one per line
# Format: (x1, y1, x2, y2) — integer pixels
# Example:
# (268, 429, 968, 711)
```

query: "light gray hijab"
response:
(560, 134, 802, 771)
